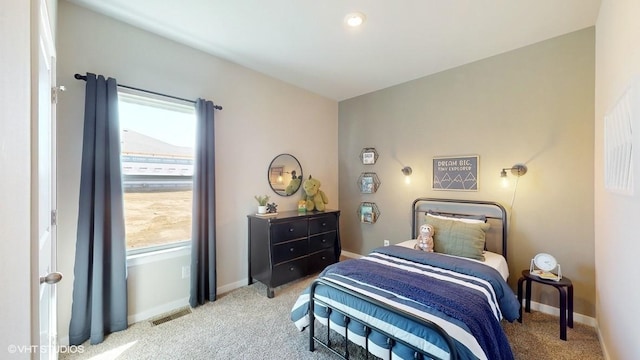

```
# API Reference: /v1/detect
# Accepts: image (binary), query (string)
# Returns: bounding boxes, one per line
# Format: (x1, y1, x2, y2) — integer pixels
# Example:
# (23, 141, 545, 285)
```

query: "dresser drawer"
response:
(308, 249, 337, 274)
(309, 215, 337, 234)
(272, 258, 307, 287)
(272, 239, 308, 264)
(271, 220, 307, 244)
(309, 231, 337, 253)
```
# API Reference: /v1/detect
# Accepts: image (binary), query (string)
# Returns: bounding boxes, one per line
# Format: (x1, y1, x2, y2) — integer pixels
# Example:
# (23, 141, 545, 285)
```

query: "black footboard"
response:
(308, 278, 458, 360)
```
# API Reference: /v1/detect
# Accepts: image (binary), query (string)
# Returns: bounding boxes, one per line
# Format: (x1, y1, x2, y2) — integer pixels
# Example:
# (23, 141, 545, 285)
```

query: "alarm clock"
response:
(530, 253, 562, 281)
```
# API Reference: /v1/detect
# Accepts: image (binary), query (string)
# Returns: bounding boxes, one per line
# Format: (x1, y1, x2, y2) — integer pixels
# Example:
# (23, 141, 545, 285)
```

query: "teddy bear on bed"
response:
(302, 175, 328, 212)
(414, 224, 435, 252)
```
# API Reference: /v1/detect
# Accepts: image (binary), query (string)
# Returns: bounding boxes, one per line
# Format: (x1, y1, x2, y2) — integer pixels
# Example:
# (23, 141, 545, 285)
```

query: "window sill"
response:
(127, 243, 191, 267)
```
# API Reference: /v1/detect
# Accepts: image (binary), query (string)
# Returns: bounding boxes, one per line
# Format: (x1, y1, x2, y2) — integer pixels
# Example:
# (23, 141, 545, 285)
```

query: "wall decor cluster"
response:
(357, 202, 380, 224)
(358, 147, 380, 223)
(432, 155, 479, 191)
(360, 147, 379, 165)
(358, 172, 381, 194)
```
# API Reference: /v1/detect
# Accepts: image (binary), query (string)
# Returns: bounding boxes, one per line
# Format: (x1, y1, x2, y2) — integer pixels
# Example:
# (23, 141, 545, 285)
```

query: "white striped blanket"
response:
(291, 246, 520, 360)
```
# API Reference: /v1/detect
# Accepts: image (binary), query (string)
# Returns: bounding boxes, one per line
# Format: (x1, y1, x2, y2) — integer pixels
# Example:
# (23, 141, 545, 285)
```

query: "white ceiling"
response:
(67, 0, 601, 101)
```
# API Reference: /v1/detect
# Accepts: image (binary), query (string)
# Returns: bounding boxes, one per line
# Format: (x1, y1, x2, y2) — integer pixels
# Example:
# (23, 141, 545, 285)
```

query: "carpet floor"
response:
(61, 276, 603, 360)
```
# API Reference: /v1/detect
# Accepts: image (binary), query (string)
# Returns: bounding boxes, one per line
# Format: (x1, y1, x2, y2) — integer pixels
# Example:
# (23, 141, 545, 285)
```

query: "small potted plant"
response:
(254, 195, 269, 214)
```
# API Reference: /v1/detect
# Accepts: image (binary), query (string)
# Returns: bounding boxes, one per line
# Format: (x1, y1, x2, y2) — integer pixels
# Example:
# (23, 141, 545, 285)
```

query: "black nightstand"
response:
(517, 269, 574, 340)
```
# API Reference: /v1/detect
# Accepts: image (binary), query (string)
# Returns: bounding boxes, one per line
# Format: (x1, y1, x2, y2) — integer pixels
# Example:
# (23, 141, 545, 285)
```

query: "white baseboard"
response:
(59, 279, 250, 346)
(595, 322, 611, 360)
(219, 279, 249, 295)
(128, 279, 248, 324)
(341, 250, 362, 259)
(521, 299, 596, 327)
(127, 297, 190, 324)
(58, 298, 191, 346)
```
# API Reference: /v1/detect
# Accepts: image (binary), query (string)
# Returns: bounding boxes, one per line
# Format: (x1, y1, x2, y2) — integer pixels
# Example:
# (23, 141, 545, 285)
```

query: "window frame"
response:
(117, 89, 196, 256)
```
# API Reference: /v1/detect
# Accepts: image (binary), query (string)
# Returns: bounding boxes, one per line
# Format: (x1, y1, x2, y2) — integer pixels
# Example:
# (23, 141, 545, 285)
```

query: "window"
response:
(118, 90, 196, 253)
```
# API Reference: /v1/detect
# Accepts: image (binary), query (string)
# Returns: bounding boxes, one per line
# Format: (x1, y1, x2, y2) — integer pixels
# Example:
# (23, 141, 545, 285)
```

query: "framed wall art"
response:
(360, 147, 379, 165)
(432, 155, 479, 191)
(357, 202, 380, 224)
(358, 172, 381, 194)
(604, 81, 634, 195)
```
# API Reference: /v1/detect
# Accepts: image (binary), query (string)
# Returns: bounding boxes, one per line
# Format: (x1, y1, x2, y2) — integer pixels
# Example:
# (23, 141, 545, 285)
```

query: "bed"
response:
(290, 198, 520, 360)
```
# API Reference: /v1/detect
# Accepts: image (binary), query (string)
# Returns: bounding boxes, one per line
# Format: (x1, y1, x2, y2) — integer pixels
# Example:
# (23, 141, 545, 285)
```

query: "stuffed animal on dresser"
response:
(414, 224, 434, 252)
(302, 175, 328, 212)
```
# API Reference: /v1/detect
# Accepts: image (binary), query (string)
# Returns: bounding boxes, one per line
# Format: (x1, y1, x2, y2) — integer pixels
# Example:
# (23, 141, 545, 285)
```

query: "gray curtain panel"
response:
(69, 73, 128, 345)
(190, 99, 217, 307)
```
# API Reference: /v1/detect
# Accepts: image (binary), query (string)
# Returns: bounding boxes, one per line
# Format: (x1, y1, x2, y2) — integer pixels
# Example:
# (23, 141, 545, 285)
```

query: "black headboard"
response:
(412, 198, 508, 260)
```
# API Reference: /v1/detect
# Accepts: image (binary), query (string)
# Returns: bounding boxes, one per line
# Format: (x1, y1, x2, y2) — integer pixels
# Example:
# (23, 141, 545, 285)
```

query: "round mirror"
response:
(268, 154, 303, 196)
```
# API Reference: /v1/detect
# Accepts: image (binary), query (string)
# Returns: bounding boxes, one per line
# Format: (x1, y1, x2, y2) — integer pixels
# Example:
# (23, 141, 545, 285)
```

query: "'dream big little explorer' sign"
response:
(432, 155, 478, 191)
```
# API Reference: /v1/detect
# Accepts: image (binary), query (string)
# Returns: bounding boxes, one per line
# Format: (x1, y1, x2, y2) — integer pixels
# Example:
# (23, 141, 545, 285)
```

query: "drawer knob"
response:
(290, 247, 295, 252)
(289, 228, 294, 232)
(321, 238, 327, 243)
(289, 267, 295, 272)
(322, 222, 327, 226)
(321, 256, 326, 260)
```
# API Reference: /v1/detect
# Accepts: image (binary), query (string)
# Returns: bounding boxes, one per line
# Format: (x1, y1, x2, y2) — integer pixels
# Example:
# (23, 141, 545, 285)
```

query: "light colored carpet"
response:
(503, 311, 604, 360)
(61, 276, 603, 360)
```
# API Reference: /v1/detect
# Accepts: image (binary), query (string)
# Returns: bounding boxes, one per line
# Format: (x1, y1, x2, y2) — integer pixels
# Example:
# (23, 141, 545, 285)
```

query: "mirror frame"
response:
(267, 153, 303, 196)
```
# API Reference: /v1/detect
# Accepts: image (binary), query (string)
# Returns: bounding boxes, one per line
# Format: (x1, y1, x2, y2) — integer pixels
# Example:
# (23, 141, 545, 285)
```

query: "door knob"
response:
(40, 272, 63, 285)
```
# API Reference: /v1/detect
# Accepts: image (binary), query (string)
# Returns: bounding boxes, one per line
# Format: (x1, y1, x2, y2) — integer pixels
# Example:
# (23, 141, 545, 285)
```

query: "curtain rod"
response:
(74, 73, 222, 110)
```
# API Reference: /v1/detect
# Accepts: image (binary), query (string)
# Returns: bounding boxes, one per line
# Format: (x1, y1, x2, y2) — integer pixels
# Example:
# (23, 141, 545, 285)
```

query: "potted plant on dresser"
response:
(254, 195, 269, 214)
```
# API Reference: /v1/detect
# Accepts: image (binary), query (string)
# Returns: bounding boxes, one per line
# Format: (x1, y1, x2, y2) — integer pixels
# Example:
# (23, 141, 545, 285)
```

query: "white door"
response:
(35, 1, 60, 359)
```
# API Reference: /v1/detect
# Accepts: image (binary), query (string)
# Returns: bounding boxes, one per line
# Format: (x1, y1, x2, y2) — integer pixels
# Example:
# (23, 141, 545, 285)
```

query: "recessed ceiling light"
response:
(345, 12, 366, 27)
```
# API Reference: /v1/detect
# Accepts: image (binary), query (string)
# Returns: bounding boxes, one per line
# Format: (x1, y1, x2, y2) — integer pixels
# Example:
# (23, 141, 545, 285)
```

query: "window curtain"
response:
(69, 73, 128, 345)
(190, 99, 217, 307)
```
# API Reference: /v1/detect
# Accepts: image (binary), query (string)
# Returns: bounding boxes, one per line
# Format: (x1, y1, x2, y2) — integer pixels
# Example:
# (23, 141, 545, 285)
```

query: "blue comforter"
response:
(291, 246, 519, 360)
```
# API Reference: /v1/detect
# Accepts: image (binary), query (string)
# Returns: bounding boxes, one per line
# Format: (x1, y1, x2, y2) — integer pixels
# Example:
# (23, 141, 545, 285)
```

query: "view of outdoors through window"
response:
(118, 91, 196, 251)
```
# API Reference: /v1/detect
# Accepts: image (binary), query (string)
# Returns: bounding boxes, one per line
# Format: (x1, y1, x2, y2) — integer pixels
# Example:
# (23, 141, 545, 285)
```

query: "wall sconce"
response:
(401, 166, 413, 184)
(277, 171, 294, 184)
(500, 164, 527, 187)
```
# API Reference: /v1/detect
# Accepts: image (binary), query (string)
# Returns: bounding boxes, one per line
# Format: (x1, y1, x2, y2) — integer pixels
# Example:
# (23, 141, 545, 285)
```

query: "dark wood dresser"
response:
(247, 210, 341, 298)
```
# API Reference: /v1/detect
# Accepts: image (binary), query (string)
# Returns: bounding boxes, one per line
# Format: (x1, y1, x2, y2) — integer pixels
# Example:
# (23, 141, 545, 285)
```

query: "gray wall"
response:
(595, 0, 640, 358)
(56, 1, 338, 342)
(338, 28, 595, 317)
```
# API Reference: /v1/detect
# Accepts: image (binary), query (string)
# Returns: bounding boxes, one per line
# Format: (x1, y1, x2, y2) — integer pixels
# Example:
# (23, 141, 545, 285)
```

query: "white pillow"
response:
(394, 240, 509, 280)
(426, 213, 486, 224)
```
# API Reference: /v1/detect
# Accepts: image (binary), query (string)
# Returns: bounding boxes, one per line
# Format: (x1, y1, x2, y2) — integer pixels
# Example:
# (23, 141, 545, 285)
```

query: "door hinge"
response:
(51, 85, 65, 104)
(51, 210, 57, 226)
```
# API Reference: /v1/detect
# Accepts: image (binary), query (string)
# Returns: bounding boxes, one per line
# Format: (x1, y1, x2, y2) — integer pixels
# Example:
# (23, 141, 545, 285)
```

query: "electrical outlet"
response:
(383, 239, 390, 246)
(182, 265, 190, 279)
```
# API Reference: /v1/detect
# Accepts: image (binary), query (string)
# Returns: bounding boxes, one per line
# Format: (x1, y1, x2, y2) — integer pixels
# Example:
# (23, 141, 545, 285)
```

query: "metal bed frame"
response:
(306, 198, 508, 360)
(411, 198, 508, 260)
